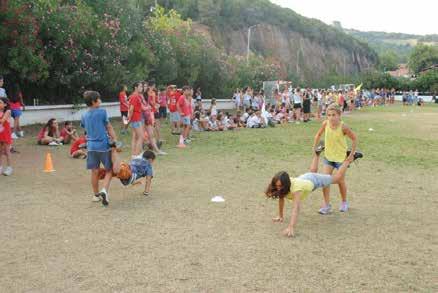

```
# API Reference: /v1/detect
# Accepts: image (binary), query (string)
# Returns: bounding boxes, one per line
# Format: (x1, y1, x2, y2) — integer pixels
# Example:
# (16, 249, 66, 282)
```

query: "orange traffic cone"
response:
(43, 152, 55, 172)
(176, 134, 186, 148)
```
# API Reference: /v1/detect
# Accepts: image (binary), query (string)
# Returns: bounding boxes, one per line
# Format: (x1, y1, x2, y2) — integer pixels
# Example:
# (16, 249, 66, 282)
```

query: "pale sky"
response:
(270, 0, 438, 35)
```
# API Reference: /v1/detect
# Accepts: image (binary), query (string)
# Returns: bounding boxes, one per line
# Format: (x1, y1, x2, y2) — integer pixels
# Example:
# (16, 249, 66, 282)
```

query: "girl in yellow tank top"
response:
(312, 104, 358, 214)
(324, 120, 347, 163)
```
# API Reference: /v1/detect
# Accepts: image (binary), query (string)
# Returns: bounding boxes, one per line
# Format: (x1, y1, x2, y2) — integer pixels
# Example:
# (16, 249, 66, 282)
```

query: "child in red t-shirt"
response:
(60, 121, 79, 144)
(167, 85, 181, 135)
(119, 85, 129, 134)
(147, 87, 163, 147)
(0, 98, 13, 175)
(70, 134, 87, 159)
(142, 85, 166, 156)
(128, 82, 144, 158)
(177, 86, 193, 145)
(8, 86, 25, 138)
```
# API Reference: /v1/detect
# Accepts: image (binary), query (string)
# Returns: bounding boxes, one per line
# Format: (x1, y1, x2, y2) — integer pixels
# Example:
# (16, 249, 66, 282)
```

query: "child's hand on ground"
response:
(272, 216, 284, 223)
(346, 155, 354, 163)
(282, 226, 295, 237)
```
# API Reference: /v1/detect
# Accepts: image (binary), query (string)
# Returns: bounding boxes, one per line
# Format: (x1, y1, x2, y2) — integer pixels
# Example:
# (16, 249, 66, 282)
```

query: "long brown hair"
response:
(265, 171, 291, 199)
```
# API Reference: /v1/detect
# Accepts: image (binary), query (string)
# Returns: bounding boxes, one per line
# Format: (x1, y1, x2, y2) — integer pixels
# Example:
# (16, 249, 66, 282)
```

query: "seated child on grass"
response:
(246, 111, 266, 128)
(207, 115, 220, 131)
(60, 121, 79, 144)
(224, 113, 237, 130)
(192, 111, 203, 132)
(200, 111, 210, 130)
(70, 133, 87, 159)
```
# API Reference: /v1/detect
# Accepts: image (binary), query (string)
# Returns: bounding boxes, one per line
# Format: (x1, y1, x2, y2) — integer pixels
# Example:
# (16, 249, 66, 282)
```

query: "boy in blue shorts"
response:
(81, 91, 118, 206)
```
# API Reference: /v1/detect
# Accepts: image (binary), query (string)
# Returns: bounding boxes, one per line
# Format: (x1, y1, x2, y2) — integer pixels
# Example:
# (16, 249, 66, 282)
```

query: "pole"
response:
(247, 27, 252, 63)
(247, 24, 259, 64)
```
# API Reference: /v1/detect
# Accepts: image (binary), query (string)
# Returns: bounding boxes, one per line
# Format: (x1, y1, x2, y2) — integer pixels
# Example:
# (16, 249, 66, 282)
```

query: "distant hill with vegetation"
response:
(344, 29, 438, 63)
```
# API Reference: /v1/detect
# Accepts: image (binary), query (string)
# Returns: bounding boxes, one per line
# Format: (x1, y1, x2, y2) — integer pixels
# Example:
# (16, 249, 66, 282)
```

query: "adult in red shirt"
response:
(128, 82, 144, 157)
(167, 85, 181, 134)
(119, 85, 129, 134)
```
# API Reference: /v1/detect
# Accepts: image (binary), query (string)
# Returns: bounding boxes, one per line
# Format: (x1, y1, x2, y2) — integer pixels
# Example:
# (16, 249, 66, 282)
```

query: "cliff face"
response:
(193, 23, 377, 80)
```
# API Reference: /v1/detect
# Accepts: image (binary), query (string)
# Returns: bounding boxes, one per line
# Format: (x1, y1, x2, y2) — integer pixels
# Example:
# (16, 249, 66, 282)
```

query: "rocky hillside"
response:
(161, 0, 378, 81)
(195, 23, 376, 80)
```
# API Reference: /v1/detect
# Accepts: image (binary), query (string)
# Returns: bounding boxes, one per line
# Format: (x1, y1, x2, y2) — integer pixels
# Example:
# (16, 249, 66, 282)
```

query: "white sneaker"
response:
(92, 195, 101, 202)
(18, 131, 24, 137)
(339, 202, 349, 212)
(98, 189, 109, 206)
(11, 133, 19, 139)
(318, 204, 332, 215)
(48, 141, 59, 146)
(157, 150, 167, 155)
(3, 166, 13, 176)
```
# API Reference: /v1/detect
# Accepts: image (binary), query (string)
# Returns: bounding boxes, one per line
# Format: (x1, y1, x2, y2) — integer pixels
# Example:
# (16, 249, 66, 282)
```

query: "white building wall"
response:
(20, 100, 236, 126)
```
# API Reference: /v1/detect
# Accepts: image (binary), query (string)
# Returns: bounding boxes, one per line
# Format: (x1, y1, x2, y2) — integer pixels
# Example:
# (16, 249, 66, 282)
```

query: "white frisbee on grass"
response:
(211, 196, 225, 203)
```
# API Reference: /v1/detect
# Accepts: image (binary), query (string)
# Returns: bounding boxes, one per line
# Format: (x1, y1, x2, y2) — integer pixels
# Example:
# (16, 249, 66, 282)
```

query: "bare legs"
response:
(131, 125, 144, 157)
(145, 125, 160, 153)
(0, 142, 11, 168)
(310, 154, 351, 207)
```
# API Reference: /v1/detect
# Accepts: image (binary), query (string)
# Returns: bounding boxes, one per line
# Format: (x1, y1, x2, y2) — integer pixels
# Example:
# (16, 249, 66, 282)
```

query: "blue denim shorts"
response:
(298, 173, 333, 191)
(11, 109, 22, 118)
(170, 112, 180, 123)
(130, 120, 143, 129)
(182, 116, 191, 126)
(323, 157, 343, 169)
(87, 151, 112, 170)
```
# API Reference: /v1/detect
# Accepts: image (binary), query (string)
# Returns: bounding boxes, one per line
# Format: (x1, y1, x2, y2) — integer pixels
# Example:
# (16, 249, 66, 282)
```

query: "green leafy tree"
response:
(0, 0, 48, 82)
(378, 51, 399, 71)
(414, 69, 438, 92)
(408, 44, 438, 73)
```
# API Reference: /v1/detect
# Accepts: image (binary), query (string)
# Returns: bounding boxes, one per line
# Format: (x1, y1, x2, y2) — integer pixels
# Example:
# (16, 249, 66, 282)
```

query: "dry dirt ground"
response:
(0, 107, 437, 292)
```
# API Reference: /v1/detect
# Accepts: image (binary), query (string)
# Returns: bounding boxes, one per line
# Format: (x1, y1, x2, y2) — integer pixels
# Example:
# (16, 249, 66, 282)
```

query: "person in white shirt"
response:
(0, 76, 7, 98)
(246, 111, 266, 128)
(233, 89, 242, 110)
(292, 88, 302, 123)
(281, 89, 289, 107)
(243, 87, 252, 110)
(208, 115, 220, 131)
(240, 109, 250, 125)
(252, 92, 261, 110)
(192, 112, 203, 132)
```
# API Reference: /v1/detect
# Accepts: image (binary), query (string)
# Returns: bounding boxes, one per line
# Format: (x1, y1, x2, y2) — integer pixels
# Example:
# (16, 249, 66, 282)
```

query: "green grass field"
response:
(1, 104, 437, 292)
